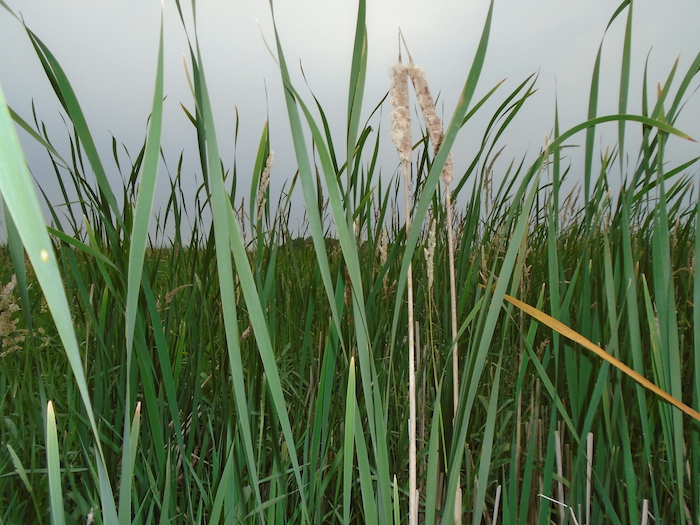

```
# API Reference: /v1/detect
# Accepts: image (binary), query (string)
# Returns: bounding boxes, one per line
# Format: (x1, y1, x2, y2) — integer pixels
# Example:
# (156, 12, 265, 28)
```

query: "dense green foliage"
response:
(0, 0, 699, 523)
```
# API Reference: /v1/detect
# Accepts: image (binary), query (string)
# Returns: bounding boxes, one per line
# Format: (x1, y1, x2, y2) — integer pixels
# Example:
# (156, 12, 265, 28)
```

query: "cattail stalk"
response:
(409, 61, 462, 522)
(390, 59, 419, 525)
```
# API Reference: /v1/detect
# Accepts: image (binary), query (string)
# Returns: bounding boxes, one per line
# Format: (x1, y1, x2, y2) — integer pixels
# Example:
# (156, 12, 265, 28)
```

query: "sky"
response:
(1, 0, 699, 243)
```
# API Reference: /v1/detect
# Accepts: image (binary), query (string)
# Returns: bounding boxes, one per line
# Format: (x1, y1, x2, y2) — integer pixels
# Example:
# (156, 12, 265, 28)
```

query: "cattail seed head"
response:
(389, 63, 412, 164)
(441, 152, 455, 185)
(408, 66, 443, 151)
(408, 66, 455, 185)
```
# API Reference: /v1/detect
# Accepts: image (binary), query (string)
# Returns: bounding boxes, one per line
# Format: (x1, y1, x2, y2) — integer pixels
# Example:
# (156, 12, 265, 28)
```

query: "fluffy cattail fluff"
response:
(256, 150, 274, 223)
(409, 66, 443, 149)
(389, 64, 412, 164)
(408, 65, 455, 185)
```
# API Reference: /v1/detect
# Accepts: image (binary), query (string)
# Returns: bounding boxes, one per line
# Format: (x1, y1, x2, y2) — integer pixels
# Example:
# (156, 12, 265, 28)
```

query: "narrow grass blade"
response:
(617, 1, 633, 171)
(345, 0, 367, 186)
(124, 10, 164, 359)
(118, 402, 143, 524)
(119, 13, 164, 523)
(46, 401, 65, 525)
(444, 167, 541, 522)
(343, 357, 356, 525)
(423, 381, 443, 525)
(354, 403, 379, 525)
(471, 353, 502, 525)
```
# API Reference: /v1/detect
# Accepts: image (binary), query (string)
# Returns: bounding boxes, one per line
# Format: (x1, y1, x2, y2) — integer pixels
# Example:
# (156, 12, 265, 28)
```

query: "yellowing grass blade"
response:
(503, 294, 700, 422)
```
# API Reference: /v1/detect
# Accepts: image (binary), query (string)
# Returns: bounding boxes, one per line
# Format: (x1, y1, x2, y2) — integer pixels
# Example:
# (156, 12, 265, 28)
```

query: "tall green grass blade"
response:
(119, 13, 164, 523)
(444, 169, 541, 522)
(0, 80, 118, 521)
(23, 28, 122, 228)
(423, 382, 443, 525)
(225, 195, 309, 522)
(617, 1, 633, 171)
(248, 119, 270, 235)
(471, 353, 502, 525)
(585, 0, 629, 204)
(158, 451, 173, 525)
(652, 134, 687, 516)
(124, 11, 164, 369)
(268, 1, 393, 518)
(346, 0, 367, 215)
(46, 401, 64, 525)
(354, 403, 379, 525)
(267, 0, 345, 345)
(118, 403, 142, 523)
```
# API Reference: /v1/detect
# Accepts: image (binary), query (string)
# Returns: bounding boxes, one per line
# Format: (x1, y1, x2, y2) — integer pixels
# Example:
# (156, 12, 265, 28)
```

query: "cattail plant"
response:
(391, 32, 466, 521)
(404, 42, 462, 523)
(389, 51, 419, 525)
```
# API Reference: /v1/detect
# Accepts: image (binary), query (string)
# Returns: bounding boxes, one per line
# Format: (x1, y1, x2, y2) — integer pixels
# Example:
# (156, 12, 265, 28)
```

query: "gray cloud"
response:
(1, 0, 698, 242)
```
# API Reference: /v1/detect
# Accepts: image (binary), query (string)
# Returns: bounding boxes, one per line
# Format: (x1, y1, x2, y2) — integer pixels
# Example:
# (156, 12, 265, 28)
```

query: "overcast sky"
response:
(1, 0, 699, 242)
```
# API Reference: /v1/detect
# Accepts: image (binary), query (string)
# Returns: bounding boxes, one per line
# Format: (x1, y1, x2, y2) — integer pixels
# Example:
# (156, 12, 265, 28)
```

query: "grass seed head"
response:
(0, 276, 26, 358)
(256, 150, 274, 222)
(424, 217, 436, 292)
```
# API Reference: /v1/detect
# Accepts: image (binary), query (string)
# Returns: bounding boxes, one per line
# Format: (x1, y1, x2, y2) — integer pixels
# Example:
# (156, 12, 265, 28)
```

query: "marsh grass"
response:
(0, 0, 699, 523)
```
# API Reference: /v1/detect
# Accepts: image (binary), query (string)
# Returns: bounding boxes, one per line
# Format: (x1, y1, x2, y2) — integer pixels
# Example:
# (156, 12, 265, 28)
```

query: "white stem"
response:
(555, 430, 565, 523)
(404, 159, 418, 525)
(586, 433, 593, 525)
(492, 485, 502, 525)
(445, 179, 462, 524)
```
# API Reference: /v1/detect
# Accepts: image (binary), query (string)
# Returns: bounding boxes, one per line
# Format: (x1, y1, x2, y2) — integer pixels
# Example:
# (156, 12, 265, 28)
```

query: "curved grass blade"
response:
(23, 27, 122, 228)
(265, 0, 345, 350)
(0, 80, 118, 521)
(267, 1, 393, 519)
(354, 402, 379, 524)
(502, 294, 700, 422)
(617, 0, 634, 173)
